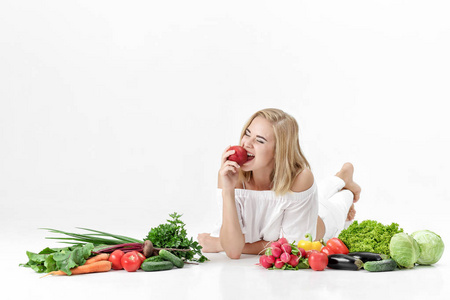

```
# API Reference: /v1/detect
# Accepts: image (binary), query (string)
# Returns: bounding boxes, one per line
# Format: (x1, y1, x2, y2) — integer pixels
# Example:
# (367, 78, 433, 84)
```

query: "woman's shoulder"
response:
(290, 168, 314, 193)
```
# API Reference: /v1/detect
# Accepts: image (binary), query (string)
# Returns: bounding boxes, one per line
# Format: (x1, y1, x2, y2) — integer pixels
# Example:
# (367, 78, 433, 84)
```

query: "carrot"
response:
(42, 261, 112, 277)
(84, 253, 110, 265)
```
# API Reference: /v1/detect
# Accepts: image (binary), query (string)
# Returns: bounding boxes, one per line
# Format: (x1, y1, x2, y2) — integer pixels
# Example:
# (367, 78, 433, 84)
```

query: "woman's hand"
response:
(197, 233, 223, 253)
(218, 146, 240, 191)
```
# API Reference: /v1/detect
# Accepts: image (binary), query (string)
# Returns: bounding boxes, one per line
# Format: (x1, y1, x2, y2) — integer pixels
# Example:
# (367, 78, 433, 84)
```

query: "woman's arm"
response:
(243, 240, 271, 255)
(217, 147, 247, 259)
(220, 189, 245, 259)
(197, 233, 270, 255)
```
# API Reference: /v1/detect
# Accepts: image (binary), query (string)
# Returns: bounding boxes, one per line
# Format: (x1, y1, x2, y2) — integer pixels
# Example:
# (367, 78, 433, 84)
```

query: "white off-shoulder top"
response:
(210, 181, 318, 243)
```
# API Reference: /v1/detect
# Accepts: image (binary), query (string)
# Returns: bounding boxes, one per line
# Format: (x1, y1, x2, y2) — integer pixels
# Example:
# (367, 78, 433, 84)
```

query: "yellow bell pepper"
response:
(297, 234, 322, 251)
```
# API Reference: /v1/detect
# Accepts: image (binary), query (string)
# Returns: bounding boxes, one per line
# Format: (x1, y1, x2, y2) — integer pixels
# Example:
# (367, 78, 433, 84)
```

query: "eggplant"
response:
(347, 252, 388, 263)
(327, 254, 363, 270)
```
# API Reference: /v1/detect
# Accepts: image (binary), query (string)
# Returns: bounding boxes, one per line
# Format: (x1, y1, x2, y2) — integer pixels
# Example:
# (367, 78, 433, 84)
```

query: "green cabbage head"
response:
(411, 230, 445, 265)
(389, 232, 420, 268)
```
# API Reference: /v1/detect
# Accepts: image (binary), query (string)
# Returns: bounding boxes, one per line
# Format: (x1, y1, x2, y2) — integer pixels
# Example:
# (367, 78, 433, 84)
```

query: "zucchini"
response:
(364, 259, 397, 272)
(159, 249, 184, 268)
(141, 261, 174, 272)
(327, 254, 363, 270)
(347, 252, 387, 263)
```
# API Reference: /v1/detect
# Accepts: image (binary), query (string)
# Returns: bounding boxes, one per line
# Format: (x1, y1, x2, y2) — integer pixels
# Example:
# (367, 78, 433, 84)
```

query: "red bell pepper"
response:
(323, 238, 349, 255)
(320, 245, 335, 255)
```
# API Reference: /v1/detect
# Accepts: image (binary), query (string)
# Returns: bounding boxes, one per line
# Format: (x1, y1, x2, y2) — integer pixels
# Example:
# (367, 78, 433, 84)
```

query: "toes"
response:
(346, 204, 356, 221)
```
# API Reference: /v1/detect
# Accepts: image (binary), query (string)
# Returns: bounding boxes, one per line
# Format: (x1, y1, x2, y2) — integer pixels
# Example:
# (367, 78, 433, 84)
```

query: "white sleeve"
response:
(280, 185, 319, 243)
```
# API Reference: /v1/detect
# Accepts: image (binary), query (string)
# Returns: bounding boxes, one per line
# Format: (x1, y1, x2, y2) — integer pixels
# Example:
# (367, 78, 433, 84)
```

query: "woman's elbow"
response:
(225, 250, 242, 259)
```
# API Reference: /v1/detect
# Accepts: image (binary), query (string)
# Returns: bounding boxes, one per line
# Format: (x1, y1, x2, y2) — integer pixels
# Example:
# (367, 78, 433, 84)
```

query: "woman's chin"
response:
(241, 160, 254, 171)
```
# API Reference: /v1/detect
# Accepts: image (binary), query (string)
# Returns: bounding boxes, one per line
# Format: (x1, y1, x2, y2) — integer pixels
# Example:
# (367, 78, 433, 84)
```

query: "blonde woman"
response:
(198, 108, 361, 259)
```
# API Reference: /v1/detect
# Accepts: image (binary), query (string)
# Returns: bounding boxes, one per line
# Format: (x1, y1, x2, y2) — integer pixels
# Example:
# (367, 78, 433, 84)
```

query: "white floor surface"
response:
(3, 234, 449, 300)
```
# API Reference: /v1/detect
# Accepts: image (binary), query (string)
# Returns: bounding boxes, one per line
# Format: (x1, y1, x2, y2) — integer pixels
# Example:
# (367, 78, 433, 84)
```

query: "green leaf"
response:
(20, 243, 95, 275)
(146, 212, 208, 262)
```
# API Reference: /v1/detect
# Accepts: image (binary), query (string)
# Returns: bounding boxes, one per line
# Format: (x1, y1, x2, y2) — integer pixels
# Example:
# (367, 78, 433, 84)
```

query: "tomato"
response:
(108, 250, 125, 270)
(121, 251, 142, 272)
(305, 249, 319, 258)
(308, 252, 328, 271)
(135, 251, 146, 263)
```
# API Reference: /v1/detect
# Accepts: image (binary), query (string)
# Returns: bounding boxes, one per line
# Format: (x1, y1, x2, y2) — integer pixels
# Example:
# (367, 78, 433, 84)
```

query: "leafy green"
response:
(146, 212, 208, 263)
(411, 230, 445, 265)
(338, 220, 403, 256)
(20, 243, 94, 275)
(389, 232, 420, 268)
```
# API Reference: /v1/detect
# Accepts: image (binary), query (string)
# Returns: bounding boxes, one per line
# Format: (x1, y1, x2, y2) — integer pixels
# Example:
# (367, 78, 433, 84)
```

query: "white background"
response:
(1, 1, 449, 299)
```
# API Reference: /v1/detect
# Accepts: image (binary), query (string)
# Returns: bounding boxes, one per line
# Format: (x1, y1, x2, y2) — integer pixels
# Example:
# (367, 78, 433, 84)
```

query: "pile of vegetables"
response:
(338, 220, 445, 270)
(258, 236, 354, 271)
(390, 230, 444, 268)
(21, 212, 208, 276)
(258, 221, 445, 272)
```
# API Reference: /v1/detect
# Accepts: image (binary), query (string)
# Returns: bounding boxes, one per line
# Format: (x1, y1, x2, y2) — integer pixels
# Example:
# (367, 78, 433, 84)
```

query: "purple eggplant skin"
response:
(327, 254, 364, 270)
(347, 252, 388, 263)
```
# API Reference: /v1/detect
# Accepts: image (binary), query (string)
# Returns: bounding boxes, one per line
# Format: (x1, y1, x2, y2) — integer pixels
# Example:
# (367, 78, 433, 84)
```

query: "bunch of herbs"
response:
(146, 212, 208, 263)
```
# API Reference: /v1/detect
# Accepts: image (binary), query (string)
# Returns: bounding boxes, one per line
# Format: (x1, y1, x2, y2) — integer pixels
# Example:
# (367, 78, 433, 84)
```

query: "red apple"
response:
(227, 145, 248, 166)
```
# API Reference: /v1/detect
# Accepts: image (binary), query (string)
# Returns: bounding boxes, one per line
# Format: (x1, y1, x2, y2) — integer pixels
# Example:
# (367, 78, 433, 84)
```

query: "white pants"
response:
(318, 176, 354, 241)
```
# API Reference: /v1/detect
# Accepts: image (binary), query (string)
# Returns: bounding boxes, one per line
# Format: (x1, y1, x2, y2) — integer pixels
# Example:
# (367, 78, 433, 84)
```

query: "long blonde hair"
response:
(240, 108, 310, 195)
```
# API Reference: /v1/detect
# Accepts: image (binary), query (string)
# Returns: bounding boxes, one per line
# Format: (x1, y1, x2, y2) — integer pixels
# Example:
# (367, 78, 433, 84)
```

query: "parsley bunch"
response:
(146, 212, 208, 263)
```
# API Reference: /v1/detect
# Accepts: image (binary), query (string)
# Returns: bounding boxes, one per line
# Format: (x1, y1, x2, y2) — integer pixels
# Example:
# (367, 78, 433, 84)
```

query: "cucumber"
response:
(159, 249, 184, 268)
(364, 259, 397, 272)
(143, 255, 164, 263)
(141, 260, 174, 272)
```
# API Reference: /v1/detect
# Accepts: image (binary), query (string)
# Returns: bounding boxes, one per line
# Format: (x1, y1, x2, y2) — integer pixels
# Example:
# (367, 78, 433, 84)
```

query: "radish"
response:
(265, 255, 276, 265)
(259, 255, 272, 269)
(297, 247, 306, 258)
(281, 243, 292, 253)
(271, 246, 282, 258)
(274, 258, 285, 269)
(280, 252, 291, 263)
(289, 255, 299, 267)
(271, 241, 282, 248)
(278, 237, 288, 245)
(259, 255, 266, 264)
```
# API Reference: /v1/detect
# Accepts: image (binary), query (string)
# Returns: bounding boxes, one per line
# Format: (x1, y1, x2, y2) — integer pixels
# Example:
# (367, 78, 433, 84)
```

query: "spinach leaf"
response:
(20, 243, 95, 275)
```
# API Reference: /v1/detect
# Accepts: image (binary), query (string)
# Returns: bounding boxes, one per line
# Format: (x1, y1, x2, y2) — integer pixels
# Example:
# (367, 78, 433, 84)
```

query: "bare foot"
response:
(346, 204, 356, 221)
(335, 162, 361, 202)
(197, 233, 223, 253)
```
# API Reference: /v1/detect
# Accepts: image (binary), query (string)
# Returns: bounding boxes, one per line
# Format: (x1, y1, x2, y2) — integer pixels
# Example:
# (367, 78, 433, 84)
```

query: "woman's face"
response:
(240, 116, 276, 172)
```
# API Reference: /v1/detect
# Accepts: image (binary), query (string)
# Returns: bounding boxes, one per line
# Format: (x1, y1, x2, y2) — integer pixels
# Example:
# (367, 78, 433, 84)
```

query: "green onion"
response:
(41, 228, 142, 245)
